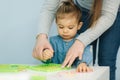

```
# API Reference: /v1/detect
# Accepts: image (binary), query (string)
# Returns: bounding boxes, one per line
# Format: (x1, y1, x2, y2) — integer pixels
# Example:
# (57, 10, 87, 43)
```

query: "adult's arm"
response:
(77, 0, 120, 46)
(37, 0, 60, 35)
(33, 0, 60, 60)
(62, 0, 120, 68)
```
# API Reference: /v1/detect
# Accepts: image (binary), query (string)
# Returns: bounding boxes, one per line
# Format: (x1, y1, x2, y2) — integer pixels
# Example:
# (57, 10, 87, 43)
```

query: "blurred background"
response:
(0, 0, 119, 80)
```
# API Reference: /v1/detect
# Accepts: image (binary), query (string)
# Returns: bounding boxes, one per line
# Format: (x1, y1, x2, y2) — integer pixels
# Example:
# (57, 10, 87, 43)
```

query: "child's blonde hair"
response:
(56, 0, 82, 24)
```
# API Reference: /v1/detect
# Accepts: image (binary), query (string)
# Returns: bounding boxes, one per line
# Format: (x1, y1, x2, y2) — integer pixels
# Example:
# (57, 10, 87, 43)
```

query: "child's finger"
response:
(77, 67, 82, 72)
(82, 67, 87, 72)
(87, 67, 93, 72)
(43, 56, 50, 60)
(43, 52, 51, 60)
(43, 50, 54, 60)
(47, 50, 54, 57)
(44, 49, 53, 57)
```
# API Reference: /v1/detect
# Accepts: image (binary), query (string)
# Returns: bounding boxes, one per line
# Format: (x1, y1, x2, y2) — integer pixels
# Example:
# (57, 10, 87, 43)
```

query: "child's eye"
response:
(68, 26, 74, 29)
(59, 26, 64, 29)
(69, 27, 74, 29)
(69, 28, 73, 29)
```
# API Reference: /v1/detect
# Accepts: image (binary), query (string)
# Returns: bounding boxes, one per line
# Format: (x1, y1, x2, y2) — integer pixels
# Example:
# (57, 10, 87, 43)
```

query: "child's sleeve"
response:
(81, 45, 93, 65)
(76, 45, 93, 66)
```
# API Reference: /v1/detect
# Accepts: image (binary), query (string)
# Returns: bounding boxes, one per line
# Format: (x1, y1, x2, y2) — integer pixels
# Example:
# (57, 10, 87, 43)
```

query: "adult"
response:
(33, 0, 120, 80)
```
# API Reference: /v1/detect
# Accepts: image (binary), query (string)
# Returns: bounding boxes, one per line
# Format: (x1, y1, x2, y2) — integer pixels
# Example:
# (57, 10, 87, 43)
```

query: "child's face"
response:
(56, 15, 82, 41)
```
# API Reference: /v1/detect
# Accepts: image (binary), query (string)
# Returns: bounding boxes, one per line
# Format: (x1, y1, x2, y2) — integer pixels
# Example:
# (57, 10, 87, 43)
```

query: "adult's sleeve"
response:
(37, 0, 60, 35)
(76, 0, 120, 46)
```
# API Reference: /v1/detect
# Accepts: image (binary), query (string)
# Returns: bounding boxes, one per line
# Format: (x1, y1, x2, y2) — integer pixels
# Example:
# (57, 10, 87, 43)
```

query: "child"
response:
(41, 1, 92, 72)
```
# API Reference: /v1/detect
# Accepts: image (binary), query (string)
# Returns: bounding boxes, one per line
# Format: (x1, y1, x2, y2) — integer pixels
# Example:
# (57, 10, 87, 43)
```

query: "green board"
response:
(0, 63, 71, 72)
(0, 64, 28, 72)
(29, 63, 70, 72)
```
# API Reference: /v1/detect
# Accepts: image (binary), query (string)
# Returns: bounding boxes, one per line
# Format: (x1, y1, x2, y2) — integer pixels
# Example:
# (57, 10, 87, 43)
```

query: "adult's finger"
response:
(32, 46, 44, 60)
(78, 53, 83, 60)
(36, 47, 44, 60)
(32, 48, 37, 58)
(62, 53, 73, 68)
(49, 45, 54, 53)
(67, 56, 76, 67)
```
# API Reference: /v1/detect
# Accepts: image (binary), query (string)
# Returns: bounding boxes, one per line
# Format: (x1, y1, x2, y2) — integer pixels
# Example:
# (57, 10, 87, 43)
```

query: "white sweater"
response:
(38, 0, 120, 46)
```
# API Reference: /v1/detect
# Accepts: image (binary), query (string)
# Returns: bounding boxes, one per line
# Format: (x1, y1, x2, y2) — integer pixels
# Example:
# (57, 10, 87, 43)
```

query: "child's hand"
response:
(42, 49, 53, 60)
(76, 63, 93, 72)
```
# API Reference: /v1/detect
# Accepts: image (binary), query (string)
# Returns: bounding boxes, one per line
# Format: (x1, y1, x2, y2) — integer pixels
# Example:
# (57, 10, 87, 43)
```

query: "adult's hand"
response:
(62, 40, 85, 67)
(32, 34, 54, 60)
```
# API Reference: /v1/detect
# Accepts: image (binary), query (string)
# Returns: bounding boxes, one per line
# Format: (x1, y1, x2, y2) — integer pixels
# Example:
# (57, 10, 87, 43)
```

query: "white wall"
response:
(0, 0, 119, 80)
(0, 0, 44, 64)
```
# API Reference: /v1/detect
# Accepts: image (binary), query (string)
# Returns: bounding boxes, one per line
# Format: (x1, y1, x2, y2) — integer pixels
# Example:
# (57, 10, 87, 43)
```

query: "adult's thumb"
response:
(79, 54, 83, 60)
(49, 45, 54, 53)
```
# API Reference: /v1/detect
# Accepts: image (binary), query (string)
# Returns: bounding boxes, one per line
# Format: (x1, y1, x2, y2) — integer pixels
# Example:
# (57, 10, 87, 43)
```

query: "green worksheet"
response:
(0, 64, 28, 72)
(29, 63, 70, 72)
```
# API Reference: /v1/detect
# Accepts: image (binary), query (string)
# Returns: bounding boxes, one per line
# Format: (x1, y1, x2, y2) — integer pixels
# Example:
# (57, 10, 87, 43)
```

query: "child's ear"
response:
(77, 22, 83, 30)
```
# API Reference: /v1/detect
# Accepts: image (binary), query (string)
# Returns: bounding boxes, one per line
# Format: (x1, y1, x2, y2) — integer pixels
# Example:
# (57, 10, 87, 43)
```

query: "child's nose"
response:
(63, 28, 68, 33)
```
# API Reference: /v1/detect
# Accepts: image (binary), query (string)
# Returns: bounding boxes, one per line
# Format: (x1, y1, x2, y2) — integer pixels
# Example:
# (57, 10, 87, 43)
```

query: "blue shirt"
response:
(44, 35, 92, 67)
